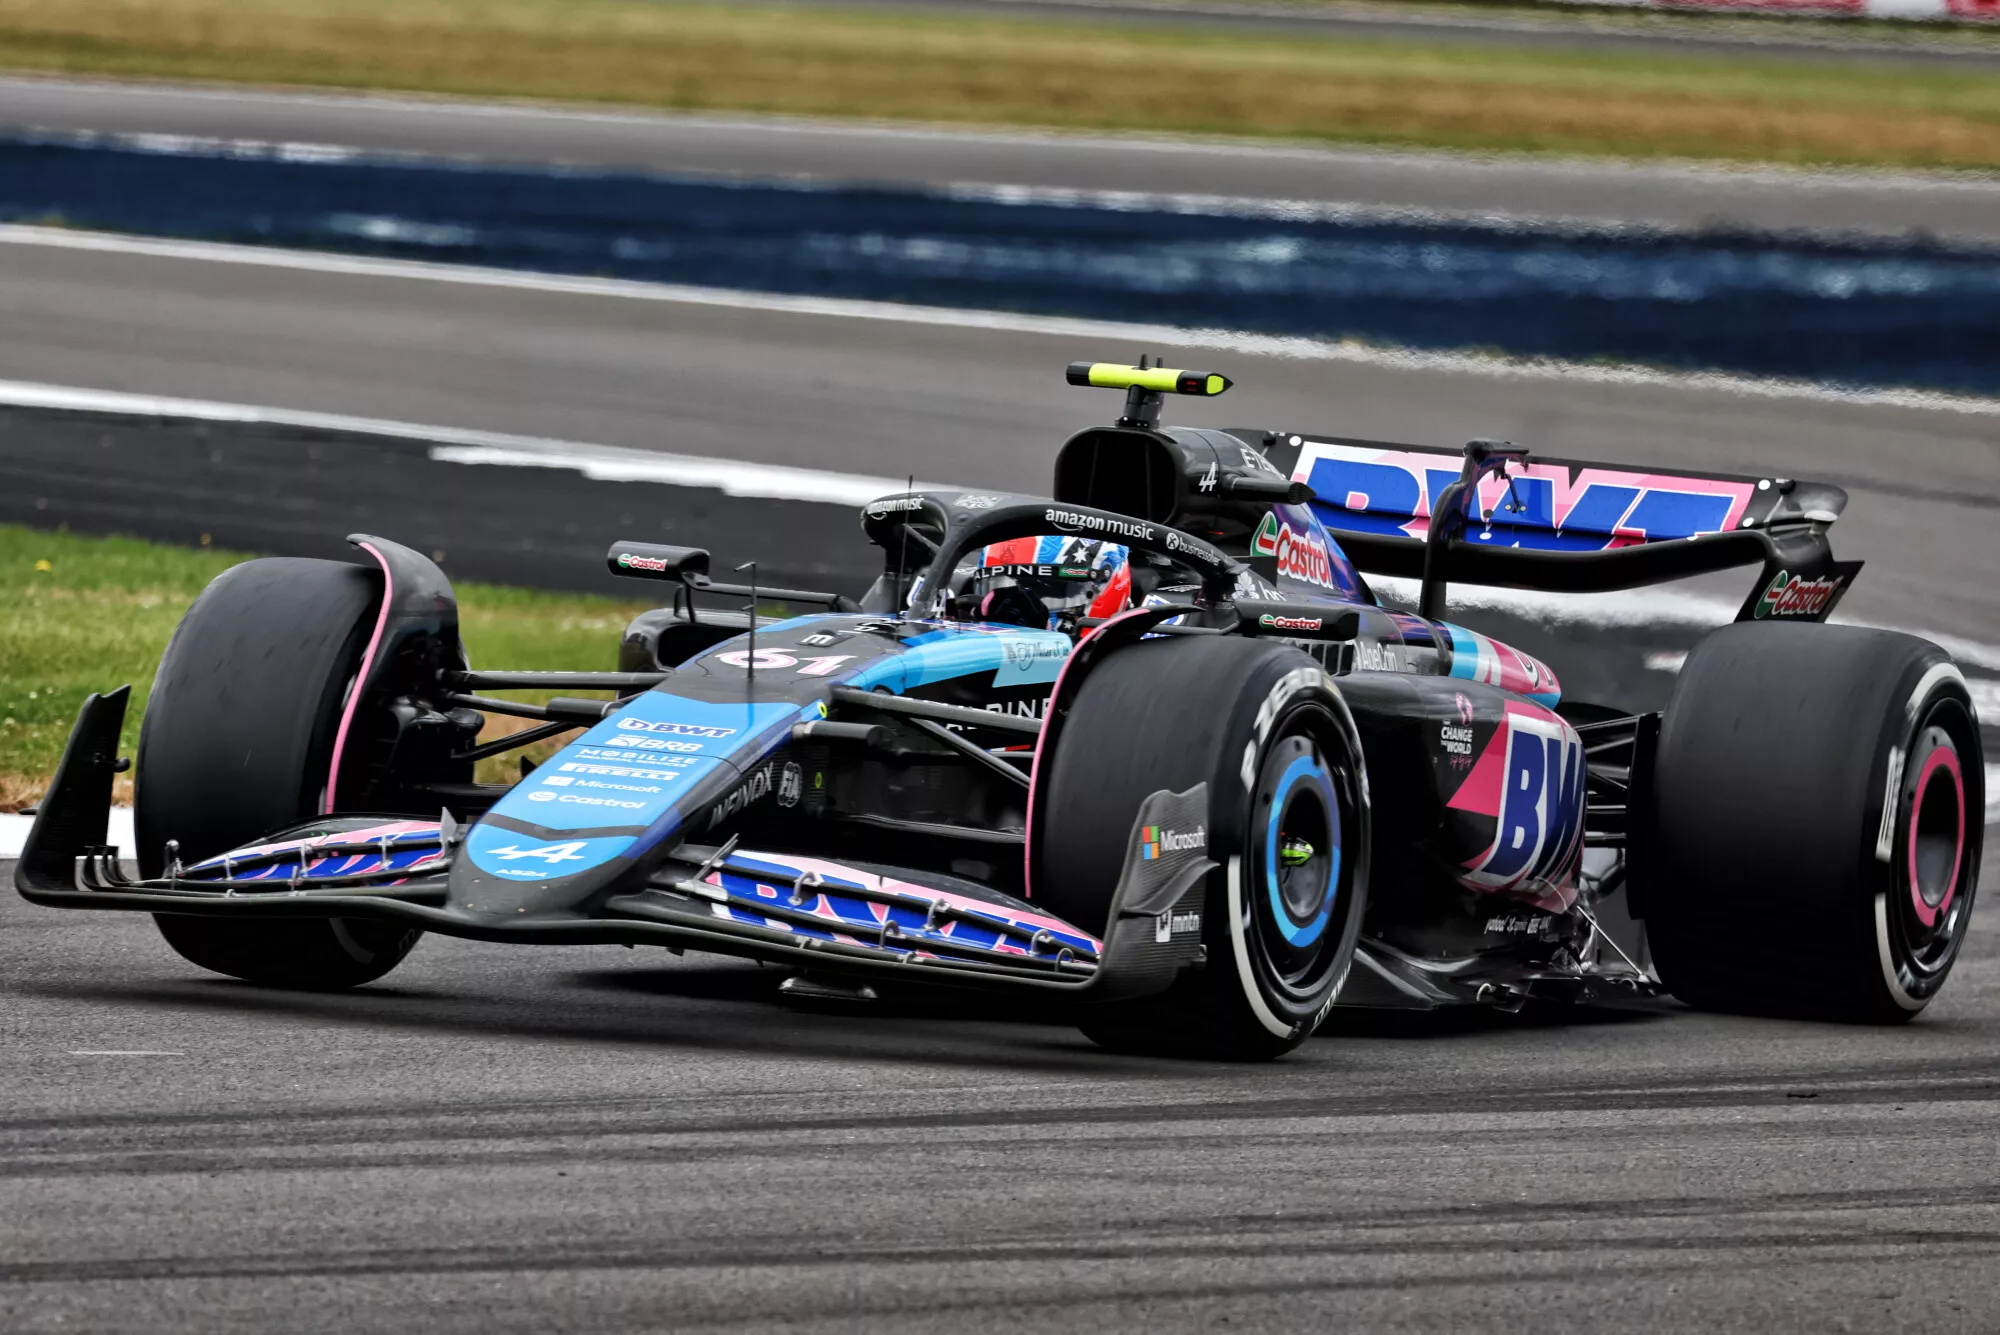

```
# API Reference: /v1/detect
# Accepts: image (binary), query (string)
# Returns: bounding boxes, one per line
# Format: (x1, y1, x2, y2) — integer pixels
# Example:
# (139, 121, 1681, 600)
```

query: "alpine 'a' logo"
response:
(1755, 569, 1843, 620)
(487, 841, 589, 864)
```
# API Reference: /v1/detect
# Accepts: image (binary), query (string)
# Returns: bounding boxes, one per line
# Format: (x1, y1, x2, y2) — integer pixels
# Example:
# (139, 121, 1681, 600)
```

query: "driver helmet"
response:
(962, 536, 1131, 632)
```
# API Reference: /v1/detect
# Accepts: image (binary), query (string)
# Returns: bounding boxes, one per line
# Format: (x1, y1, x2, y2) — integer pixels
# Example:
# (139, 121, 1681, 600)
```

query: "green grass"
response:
(0, 524, 653, 810)
(0, 0, 1997, 168)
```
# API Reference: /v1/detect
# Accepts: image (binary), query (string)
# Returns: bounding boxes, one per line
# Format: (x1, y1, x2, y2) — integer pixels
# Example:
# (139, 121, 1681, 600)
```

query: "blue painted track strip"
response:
(6, 133, 1996, 393)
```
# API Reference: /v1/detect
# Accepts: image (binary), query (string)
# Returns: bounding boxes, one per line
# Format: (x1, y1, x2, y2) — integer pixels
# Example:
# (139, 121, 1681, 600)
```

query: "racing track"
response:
(3, 90, 2000, 1333)
(3, 862, 2000, 1333)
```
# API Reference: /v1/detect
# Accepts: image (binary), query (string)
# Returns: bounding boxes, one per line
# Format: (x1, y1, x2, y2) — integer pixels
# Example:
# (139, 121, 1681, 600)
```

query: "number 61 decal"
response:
(713, 650, 854, 676)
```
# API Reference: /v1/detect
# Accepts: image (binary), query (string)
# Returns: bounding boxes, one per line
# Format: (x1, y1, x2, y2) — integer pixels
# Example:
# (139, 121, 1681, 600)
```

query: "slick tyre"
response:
(137, 558, 422, 989)
(1641, 623, 1983, 1023)
(1037, 637, 1368, 1060)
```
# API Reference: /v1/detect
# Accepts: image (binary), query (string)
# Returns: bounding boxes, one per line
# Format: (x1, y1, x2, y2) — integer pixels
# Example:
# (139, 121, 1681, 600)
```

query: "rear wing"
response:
(1256, 434, 1861, 622)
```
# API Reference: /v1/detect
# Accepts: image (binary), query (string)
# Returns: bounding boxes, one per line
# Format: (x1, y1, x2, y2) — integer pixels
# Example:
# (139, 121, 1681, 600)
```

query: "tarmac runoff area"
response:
(1, 89, 1999, 1331)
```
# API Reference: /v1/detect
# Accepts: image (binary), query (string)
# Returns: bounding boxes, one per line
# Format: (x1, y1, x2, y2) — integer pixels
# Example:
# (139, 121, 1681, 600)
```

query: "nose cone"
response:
(448, 691, 808, 919)
(448, 825, 642, 919)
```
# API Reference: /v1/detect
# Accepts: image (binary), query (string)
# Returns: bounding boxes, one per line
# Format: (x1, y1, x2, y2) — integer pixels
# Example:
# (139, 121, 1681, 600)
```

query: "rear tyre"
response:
(137, 558, 422, 989)
(1641, 623, 1983, 1023)
(1036, 637, 1369, 1060)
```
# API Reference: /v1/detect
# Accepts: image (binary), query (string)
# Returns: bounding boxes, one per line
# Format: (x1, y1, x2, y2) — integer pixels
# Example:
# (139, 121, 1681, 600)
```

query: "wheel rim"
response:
(1248, 729, 1350, 1004)
(1887, 718, 1976, 985)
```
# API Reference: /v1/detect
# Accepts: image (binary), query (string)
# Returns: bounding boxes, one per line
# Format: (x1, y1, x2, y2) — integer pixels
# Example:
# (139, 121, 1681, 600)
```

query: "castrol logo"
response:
(1252, 513, 1334, 591)
(1755, 569, 1843, 620)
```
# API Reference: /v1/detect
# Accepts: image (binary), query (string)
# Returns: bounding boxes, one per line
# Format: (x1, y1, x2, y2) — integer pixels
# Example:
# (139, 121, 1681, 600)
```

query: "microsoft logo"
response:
(1139, 824, 1205, 861)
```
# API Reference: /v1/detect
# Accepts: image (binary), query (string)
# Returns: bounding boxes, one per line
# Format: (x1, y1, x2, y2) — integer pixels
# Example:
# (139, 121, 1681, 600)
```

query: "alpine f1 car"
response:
(17, 362, 1986, 1058)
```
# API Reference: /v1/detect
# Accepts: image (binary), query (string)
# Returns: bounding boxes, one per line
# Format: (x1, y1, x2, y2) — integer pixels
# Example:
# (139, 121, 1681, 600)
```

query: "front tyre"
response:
(137, 557, 422, 989)
(1035, 637, 1369, 1060)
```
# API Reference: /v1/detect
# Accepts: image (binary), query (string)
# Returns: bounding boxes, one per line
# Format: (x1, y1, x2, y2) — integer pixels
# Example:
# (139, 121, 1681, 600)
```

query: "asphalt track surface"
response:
(4, 856, 2000, 1333)
(9, 77, 2000, 241)
(2, 228, 1994, 636)
(3, 232, 2000, 1332)
(4, 85, 2000, 1331)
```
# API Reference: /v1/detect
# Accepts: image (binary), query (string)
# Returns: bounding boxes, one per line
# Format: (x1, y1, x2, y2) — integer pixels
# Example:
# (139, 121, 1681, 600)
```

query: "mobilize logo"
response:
(575, 748, 697, 767)
(1139, 824, 1206, 860)
(1154, 910, 1203, 944)
(1754, 569, 1844, 620)
(1258, 612, 1322, 632)
(615, 717, 736, 739)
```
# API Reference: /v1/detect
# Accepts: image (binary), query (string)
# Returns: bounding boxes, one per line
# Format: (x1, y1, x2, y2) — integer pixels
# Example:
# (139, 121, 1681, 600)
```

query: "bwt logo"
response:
(615, 716, 736, 739)
(1464, 713, 1585, 893)
(1297, 443, 1751, 548)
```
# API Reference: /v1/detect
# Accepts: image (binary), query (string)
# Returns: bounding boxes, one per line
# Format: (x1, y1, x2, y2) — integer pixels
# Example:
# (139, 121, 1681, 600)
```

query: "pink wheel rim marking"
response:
(323, 542, 394, 815)
(1907, 744, 1966, 929)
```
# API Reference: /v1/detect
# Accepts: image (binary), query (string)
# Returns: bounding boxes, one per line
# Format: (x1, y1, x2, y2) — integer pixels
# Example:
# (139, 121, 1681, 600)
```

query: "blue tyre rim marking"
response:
(1264, 751, 1340, 949)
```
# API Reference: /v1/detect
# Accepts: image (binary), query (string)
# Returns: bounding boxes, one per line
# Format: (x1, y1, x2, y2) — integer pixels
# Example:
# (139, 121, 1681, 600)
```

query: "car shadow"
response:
(572, 963, 1082, 1026)
(1317, 997, 1677, 1040)
(16, 967, 1201, 1079)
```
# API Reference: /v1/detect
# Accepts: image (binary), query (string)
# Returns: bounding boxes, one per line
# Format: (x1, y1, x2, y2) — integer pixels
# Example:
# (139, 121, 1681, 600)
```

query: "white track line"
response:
(1, 806, 131, 859)
(5, 371, 1999, 669)
(0, 378, 929, 506)
(10, 224, 2000, 419)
